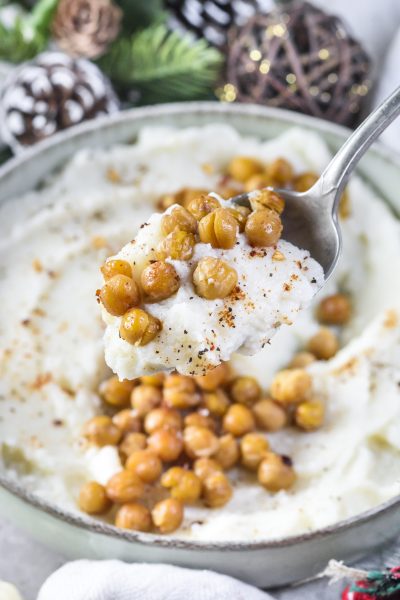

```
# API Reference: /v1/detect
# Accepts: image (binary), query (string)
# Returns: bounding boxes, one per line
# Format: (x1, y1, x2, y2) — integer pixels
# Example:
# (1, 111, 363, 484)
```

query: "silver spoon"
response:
(230, 86, 400, 280)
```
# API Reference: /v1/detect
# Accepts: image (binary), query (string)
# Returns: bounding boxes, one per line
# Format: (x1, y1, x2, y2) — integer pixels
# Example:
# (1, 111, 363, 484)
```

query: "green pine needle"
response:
(99, 25, 223, 104)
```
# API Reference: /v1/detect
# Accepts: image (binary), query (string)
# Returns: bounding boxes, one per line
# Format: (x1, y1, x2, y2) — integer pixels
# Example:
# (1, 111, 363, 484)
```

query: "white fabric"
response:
(0, 582, 23, 600)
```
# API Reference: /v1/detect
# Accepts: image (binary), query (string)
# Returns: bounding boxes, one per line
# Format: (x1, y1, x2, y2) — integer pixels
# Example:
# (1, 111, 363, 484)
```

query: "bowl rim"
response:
(1, 100, 400, 552)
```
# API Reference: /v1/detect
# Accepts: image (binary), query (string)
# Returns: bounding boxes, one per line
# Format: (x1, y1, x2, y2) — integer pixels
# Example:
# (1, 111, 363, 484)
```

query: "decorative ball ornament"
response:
(165, 0, 268, 48)
(0, 52, 119, 153)
(341, 566, 400, 599)
(223, 1, 371, 126)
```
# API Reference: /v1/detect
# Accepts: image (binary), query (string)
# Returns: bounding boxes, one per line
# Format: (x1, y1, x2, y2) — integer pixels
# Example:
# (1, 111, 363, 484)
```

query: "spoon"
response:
(230, 86, 400, 280)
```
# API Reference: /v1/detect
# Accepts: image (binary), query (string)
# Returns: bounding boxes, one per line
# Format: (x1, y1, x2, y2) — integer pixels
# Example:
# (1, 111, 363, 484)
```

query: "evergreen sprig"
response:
(99, 24, 223, 104)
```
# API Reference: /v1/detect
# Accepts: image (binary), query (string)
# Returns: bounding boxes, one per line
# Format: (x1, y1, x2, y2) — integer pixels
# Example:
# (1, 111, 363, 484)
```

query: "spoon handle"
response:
(320, 86, 400, 207)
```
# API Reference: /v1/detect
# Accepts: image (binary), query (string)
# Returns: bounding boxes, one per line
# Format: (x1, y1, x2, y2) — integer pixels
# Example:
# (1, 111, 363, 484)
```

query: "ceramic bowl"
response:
(1, 102, 399, 588)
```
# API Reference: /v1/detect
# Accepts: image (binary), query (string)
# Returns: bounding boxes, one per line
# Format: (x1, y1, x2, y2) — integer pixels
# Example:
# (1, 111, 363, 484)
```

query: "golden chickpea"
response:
(99, 274, 140, 317)
(186, 194, 220, 220)
(163, 374, 199, 409)
(307, 328, 339, 360)
(161, 205, 198, 236)
(195, 363, 230, 391)
(101, 259, 132, 281)
(202, 389, 230, 417)
(295, 399, 325, 431)
(217, 185, 243, 200)
(152, 498, 184, 533)
(240, 433, 270, 471)
(252, 399, 287, 431)
(183, 425, 219, 459)
(156, 230, 196, 261)
(78, 481, 111, 515)
(249, 189, 285, 215)
(140, 373, 165, 387)
(317, 293, 351, 325)
(258, 453, 296, 492)
(245, 209, 283, 247)
(131, 384, 162, 417)
(222, 404, 255, 437)
(267, 157, 294, 185)
(147, 428, 183, 462)
(115, 502, 152, 532)
(213, 434, 239, 470)
(119, 432, 147, 458)
(141, 261, 180, 302)
(289, 351, 316, 369)
(119, 308, 162, 346)
(198, 208, 238, 249)
(244, 173, 273, 193)
(180, 188, 210, 207)
(193, 457, 223, 481)
(112, 409, 142, 435)
(227, 205, 251, 232)
(227, 156, 263, 182)
(126, 449, 162, 483)
(144, 407, 182, 435)
(157, 193, 179, 211)
(230, 376, 261, 406)
(202, 471, 233, 507)
(270, 369, 312, 404)
(82, 415, 122, 447)
(106, 469, 145, 504)
(184, 412, 216, 431)
(293, 171, 319, 193)
(193, 257, 238, 300)
(99, 376, 135, 408)
(161, 467, 202, 503)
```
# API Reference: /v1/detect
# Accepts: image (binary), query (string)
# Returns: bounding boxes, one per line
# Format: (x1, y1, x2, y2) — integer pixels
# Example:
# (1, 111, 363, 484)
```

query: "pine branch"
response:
(99, 25, 223, 104)
(115, 0, 165, 33)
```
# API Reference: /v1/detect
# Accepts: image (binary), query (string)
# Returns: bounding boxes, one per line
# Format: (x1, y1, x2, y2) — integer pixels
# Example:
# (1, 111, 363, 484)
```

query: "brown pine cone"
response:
(52, 0, 122, 59)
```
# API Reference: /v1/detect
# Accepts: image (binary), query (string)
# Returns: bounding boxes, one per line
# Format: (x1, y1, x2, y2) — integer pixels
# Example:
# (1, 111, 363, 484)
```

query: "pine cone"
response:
(0, 52, 119, 152)
(52, 0, 122, 59)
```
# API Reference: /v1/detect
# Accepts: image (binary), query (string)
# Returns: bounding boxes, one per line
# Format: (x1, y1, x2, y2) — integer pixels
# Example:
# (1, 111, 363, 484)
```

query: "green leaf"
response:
(28, 0, 59, 38)
(99, 25, 223, 104)
(115, 0, 165, 33)
(0, 17, 45, 63)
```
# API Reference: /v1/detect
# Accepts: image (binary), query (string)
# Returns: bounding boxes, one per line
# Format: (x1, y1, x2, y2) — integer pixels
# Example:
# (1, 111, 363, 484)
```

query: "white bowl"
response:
(1, 102, 400, 588)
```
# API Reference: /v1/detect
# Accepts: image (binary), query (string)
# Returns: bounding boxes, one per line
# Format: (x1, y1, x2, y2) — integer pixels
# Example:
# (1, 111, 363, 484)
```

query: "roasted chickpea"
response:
(131, 384, 162, 417)
(213, 434, 239, 470)
(202, 471, 233, 507)
(161, 467, 202, 503)
(147, 428, 183, 462)
(183, 425, 219, 459)
(101, 259, 132, 281)
(82, 415, 122, 447)
(245, 209, 283, 247)
(258, 453, 296, 492)
(270, 369, 312, 404)
(252, 399, 287, 431)
(267, 157, 294, 185)
(126, 449, 162, 483)
(244, 173, 273, 192)
(99, 275, 140, 316)
(186, 194, 220, 220)
(140, 373, 165, 387)
(227, 156, 263, 183)
(227, 205, 251, 232)
(144, 407, 182, 435)
(156, 230, 196, 261)
(119, 432, 147, 458)
(222, 404, 255, 437)
(163, 374, 199, 409)
(198, 208, 238, 249)
(119, 308, 162, 346)
(240, 433, 269, 471)
(317, 293, 351, 325)
(295, 399, 325, 431)
(141, 261, 180, 302)
(152, 498, 184, 533)
(115, 502, 152, 532)
(78, 481, 111, 515)
(249, 189, 285, 215)
(195, 363, 230, 391)
(230, 376, 261, 406)
(193, 457, 223, 481)
(184, 412, 216, 431)
(202, 389, 230, 417)
(193, 257, 238, 300)
(180, 188, 210, 208)
(217, 185, 243, 200)
(289, 351, 316, 369)
(307, 328, 339, 360)
(106, 469, 145, 503)
(161, 205, 197, 235)
(112, 409, 142, 435)
(99, 376, 135, 408)
(157, 193, 179, 211)
(293, 171, 318, 193)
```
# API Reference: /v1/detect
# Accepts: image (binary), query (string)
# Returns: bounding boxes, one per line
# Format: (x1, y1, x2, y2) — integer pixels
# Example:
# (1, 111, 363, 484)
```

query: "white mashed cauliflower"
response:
(103, 200, 323, 378)
(0, 124, 400, 542)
